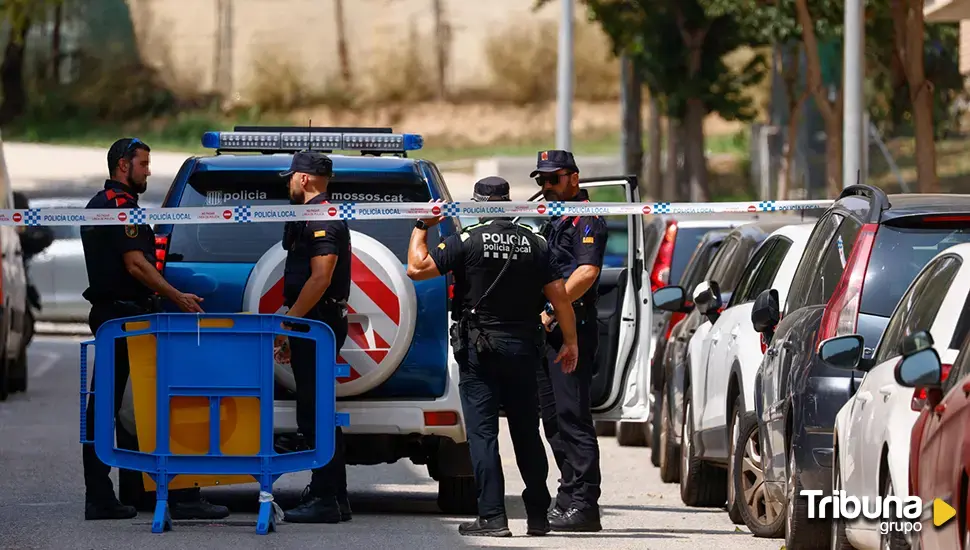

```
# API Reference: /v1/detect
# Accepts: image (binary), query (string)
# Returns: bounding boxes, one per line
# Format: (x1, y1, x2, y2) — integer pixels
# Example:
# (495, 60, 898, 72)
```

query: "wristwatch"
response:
(415, 220, 429, 230)
(544, 302, 555, 315)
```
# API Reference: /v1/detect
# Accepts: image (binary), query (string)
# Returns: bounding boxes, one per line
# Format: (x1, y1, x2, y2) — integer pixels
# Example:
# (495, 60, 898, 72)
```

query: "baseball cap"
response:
(529, 149, 579, 178)
(471, 176, 511, 201)
(280, 150, 333, 178)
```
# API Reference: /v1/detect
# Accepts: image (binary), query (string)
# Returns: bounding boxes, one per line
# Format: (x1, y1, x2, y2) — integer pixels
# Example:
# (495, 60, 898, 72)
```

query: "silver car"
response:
(28, 197, 157, 322)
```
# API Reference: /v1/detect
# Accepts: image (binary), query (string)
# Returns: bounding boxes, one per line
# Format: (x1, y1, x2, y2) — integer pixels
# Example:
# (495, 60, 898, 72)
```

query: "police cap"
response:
(280, 150, 333, 178)
(472, 176, 511, 202)
(529, 149, 579, 178)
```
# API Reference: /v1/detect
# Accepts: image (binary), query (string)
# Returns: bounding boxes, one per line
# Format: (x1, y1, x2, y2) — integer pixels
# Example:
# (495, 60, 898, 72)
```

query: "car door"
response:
(519, 177, 643, 419)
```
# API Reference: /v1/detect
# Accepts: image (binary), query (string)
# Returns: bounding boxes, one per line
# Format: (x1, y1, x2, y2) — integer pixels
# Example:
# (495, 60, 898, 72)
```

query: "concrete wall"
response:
(125, 0, 592, 103)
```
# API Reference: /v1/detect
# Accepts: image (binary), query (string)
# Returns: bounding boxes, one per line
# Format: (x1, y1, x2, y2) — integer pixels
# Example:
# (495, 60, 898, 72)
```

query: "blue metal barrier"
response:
(79, 313, 350, 534)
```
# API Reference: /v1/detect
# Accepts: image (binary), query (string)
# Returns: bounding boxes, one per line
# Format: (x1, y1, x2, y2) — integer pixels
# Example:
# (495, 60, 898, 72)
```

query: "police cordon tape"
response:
(0, 199, 835, 226)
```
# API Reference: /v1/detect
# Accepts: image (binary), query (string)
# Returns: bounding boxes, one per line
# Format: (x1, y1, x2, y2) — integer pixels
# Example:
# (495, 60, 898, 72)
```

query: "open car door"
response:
(516, 176, 648, 419)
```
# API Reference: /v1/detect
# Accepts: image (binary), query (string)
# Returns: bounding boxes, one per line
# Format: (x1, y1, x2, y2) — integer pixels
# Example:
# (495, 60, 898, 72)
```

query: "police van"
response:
(151, 127, 652, 513)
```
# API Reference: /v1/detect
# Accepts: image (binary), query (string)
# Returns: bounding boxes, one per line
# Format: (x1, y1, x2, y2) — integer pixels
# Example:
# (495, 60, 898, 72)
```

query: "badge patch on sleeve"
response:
(314, 230, 326, 238)
(125, 225, 138, 238)
(438, 242, 446, 249)
(583, 236, 594, 244)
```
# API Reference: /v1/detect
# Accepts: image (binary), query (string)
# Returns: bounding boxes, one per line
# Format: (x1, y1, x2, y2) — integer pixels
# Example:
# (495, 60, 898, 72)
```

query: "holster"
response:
(457, 310, 497, 355)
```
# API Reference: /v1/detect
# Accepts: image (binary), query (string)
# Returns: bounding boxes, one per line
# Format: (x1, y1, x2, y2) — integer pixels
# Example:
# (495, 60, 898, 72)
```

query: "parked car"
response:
(895, 324, 970, 550)
(27, 196, 157, 323)
(665, 223, 814, 528)
(818, 241, 970, 549)
(648, 227, 733, 461)
(751, 186, 970, 549)
(651, 216, 797, 484)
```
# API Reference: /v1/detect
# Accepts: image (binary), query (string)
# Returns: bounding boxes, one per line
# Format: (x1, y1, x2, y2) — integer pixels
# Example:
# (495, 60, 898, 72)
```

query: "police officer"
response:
(406, 176, 580, 538)
(81, 138, 229, 521)
(275, 151, 352, 524)
(531, 150, 608, 532)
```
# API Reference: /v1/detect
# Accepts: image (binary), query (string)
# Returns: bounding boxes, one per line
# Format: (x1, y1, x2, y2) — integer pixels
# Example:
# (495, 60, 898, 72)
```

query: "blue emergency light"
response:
(201, 126, 423, 154)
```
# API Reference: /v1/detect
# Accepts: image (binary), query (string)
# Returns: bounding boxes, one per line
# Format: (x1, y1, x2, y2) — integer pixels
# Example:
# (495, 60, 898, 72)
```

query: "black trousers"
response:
(537, 315, 602, 512)
(287, 311, 348, 500)
(457, 332, 551, 520)
(83, 302, 200, 504)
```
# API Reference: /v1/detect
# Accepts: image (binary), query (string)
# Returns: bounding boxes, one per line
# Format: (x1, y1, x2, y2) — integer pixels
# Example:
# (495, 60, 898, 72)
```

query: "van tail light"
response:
(911, 363, 953, 411)
(651, 221, 678, 292)
(448, 284, 454, 300)
(154, 234, 170, 272)
(665, 311, 686, 340)
(816, 223, 879, 348)
(760, 333, 768, 354)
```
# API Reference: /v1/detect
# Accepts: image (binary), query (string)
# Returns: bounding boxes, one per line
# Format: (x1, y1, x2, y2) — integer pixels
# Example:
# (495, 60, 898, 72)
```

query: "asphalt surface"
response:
(0, 334, 783, 550)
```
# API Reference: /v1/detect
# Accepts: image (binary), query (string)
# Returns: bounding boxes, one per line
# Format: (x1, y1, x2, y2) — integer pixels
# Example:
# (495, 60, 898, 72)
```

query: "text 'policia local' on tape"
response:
(0, 199, 834, 226)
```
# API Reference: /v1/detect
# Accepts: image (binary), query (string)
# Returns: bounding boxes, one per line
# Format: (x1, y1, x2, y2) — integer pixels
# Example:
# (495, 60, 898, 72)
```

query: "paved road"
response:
(0, 335, 781, 549)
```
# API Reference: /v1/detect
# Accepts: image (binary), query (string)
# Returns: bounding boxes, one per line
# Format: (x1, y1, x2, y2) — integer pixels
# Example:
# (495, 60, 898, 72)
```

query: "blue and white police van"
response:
(150, 126, 654, 513)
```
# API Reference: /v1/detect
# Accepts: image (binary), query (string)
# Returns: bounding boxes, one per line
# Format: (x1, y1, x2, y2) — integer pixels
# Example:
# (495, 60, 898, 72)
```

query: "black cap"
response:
(472, 176, 511, 202)
(529, 149, 579, 178)
(280, 150, 333, 177)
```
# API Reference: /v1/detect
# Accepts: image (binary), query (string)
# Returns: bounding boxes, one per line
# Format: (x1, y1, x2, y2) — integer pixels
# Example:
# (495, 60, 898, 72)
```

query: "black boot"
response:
(457, 515, 512, 537)
(337, 495, 352, 522)
(169, 495, 230, 520)
(547, 503, 566, 522)
(550, 506, 602, 532)
(526, 515, 550, 536)
(284, 495, 341, 523)
(85, 497, 137, 520)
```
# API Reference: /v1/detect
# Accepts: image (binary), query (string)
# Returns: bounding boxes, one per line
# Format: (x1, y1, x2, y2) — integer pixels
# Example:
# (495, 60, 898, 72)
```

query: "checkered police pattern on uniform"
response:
(442, 203, 461, 217)
(233, 205, 252, 223)
(338, 202, 357, 220)
(758, 201, 777, 212)
(128, 208, 147, 225)
(23, 209, 41, 226)
(653, 202, 671, 214)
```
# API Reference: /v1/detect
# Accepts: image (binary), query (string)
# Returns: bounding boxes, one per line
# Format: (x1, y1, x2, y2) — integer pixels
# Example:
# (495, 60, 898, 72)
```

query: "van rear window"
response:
(166, 170, 436, 264)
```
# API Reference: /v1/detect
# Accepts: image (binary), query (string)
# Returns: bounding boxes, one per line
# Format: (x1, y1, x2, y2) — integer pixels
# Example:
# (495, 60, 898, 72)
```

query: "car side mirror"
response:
(818, 335, 865, 371)
(653, 285, 687, 313)
(693, 280, 722, 323)
(900, 330, 934, 357)
(894, 348, 943, 389)
(751, 289, 780, 341)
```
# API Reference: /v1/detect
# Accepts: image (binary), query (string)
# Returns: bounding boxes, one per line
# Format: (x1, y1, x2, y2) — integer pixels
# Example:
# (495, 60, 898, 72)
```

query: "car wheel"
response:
(650, 390, 662, 467)
(658, 382, 680, 483)
(785, 444, 828, 549)
(726, 395, 744, 525)
(437, 475, 477, 515)
(679, 396, 727, 507)
(879, 474, 910, 550)
(617, 421, 647, 447)
(9, 346, 26, 393)
(831, 454, 852, 549)
(734, 410, 785, 537)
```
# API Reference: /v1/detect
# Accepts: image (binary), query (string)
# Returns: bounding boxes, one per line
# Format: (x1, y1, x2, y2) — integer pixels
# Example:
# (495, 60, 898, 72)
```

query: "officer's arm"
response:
(122, 250, 184, 301)
(408, 230, 461, 281)
(565, 218, 608, 301)
(543, 279, 578, 346)
(287, 255, 337, 318)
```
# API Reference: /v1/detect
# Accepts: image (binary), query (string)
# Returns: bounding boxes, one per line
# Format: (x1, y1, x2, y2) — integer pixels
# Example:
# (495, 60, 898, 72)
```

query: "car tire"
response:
(679, 396, 727, 507)
(734, 411, 785, 538)
(658, 382, 680, 483)
(831, 453, 852, 549)
(9, 346, 26, 393)
(879, 473, 911, 550)
(437, 475, 477, 515)
(617, 421, 647, 447)
(726, 395, 744, 525)
(785, 445, 828, 549)
(650, 390, 662, 466)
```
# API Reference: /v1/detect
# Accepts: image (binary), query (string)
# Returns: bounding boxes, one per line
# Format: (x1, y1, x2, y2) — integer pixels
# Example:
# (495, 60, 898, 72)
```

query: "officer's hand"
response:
(555, 343, 579, 374)
(419, 199, 447, 228)
(173, 292, 204, 313)
(541, 311, 556, 332)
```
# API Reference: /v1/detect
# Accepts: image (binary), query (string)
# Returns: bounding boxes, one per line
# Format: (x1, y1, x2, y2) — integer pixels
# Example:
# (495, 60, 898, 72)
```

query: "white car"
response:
(660, 223, 812, 520)
(820, 241, 970, 550)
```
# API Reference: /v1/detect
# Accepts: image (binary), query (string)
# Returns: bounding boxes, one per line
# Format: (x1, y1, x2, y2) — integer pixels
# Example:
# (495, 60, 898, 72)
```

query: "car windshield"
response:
(861, 223, 970, 317)
(669, 227, 717, 286)
(166, 170, 436, 264)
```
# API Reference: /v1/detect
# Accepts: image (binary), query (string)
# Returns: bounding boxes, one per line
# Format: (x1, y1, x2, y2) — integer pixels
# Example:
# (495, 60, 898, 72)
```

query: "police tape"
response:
(0, 199, 834, 226)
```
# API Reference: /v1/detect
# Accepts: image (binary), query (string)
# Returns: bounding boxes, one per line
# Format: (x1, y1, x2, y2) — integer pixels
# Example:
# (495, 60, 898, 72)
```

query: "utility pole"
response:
(843, 0, 864, 188)
(556, 0, 574, 151)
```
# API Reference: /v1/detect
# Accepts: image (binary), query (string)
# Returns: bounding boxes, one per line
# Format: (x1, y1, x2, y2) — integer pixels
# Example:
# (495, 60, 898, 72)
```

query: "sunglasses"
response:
(122, 138, 143, 159)
(535, 172, 571, 186)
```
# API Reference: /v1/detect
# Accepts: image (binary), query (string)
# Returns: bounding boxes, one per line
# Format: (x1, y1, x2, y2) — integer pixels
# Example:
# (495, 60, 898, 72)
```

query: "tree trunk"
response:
(0, 19, 30, 125)
(620, 54, 644, 196)
(663, 117, 679, 202)
(432, 0, 451, 100)
(648, 95, 663, 201)
(825, 115, 844, 197)
(778, 45, 808, 201)
(685, 99, 709, 202)
(334, 0, 352, 86)
(51, 3, 63, 82)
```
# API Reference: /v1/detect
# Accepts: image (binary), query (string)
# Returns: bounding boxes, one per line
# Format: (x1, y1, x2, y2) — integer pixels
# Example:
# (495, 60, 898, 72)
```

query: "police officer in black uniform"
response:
(275, 151, 353, 524)
(406, 176, 580, 538)
(531, 150, 608, 532)
(81, 138, 230, 521)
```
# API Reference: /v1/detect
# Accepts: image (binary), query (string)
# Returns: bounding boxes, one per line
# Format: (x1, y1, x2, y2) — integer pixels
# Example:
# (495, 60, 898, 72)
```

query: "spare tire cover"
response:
(242, 230, 418, 397)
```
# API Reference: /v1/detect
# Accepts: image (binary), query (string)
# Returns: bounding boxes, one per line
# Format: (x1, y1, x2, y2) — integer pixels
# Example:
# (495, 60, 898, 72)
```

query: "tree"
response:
(0, 0, 65, 124)
(536, 0, 768, 202)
